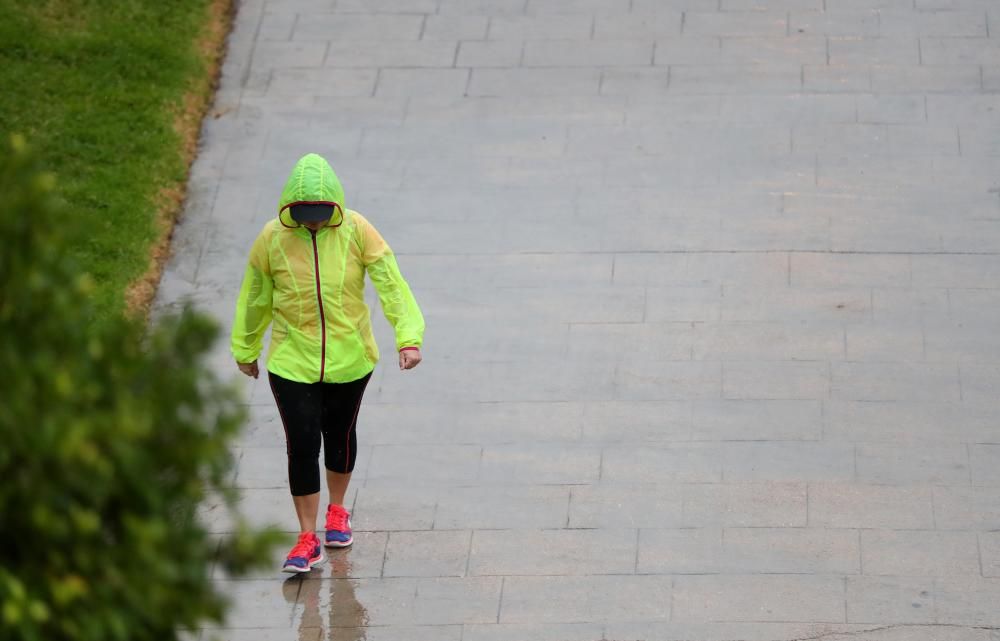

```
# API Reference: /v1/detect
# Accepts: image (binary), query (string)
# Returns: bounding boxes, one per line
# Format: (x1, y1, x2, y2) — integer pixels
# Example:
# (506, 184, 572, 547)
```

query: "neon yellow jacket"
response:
(231, 154, 424, 383)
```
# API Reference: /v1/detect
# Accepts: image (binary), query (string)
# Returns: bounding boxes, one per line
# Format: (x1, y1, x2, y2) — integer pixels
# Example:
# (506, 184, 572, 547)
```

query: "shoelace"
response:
(326, 505, 349, 531)
(288, 534, 315, 559)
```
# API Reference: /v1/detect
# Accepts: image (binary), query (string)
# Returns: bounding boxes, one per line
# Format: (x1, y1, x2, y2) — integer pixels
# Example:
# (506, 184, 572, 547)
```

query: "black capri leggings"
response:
(268, 370, 372, 496)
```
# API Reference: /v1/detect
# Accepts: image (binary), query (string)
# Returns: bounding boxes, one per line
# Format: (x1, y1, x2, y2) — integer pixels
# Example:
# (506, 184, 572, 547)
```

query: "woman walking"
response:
(231, 153, 424, 573)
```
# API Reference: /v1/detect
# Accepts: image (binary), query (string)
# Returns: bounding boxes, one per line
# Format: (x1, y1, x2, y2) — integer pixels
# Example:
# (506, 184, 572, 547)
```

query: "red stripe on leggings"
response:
(344, 376, 370, 472)
(268, 375, 293, 458)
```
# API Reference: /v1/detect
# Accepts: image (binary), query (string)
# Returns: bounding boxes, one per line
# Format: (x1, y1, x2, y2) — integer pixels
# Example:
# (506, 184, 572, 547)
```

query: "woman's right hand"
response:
(237, 360, 259, 379)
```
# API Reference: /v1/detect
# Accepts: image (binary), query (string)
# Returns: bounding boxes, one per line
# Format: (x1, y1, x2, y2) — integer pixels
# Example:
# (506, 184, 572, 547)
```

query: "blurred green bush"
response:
(0, 136, 279, 641)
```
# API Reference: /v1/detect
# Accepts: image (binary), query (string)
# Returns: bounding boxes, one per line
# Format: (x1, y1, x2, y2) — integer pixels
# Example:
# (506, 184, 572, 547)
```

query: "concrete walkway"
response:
(157, 0, 1000, 639)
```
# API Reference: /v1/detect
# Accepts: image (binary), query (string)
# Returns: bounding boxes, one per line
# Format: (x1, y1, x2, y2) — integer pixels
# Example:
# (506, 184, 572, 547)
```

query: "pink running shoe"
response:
(324, 504, 353, 548)
(282, 532, 324, 573)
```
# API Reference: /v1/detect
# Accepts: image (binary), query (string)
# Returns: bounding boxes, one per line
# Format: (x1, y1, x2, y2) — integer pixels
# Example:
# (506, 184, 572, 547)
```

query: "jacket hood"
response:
(278, 153, 345, 228)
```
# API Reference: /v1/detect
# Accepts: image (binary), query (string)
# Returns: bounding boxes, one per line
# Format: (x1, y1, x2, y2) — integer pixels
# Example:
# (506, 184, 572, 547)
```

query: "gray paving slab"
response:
(672, 574, 846, 623)
(828, 37, 920, 66)
(843, 322, 924, 362)
(860, 530, 981, 577)
(933, 486, 1000, 530)
(382, 530, 471, 578)
(723, 360, 831, 400)
(855, 443, 971, 486)
(578, 399, 693, 442)
(722, 441, 855, 482)
(469, 528, 637, 576)
(723, 34, 828, 65)
(568, 483, 685, 529)
(934, 578, 1000, 626)
(982, 532, 1000, 578)
(880, 10, 988, 37)
(809, 483, 935, 529)
(160, 0, 1000, 637)
(436, 0, 526, 15)
(434, 485, 571, 530)
(804, 64, 873, 92)
(499, 575, 672, 624)
(791, 11, 880, 37)
(682, 482, 808, 527)
(872, 64, 984, 93)
(691, 399, 823, 441)
(845, 576, 936, 624)
(604, 622, 992, 641)
(462, 622, 605, 641)
(857, 93, 926, 123)
(693, 322, 846, 361)
(637, 527, 860, 575)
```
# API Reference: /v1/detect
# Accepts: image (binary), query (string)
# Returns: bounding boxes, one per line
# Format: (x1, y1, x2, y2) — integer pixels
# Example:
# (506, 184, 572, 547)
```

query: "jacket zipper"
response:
(310, 229, 326, 383)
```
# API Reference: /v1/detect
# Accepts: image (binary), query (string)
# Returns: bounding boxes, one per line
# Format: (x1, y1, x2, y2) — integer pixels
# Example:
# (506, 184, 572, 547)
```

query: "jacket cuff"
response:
(399, 346, 420, 353)
(232, 347, 260, 363)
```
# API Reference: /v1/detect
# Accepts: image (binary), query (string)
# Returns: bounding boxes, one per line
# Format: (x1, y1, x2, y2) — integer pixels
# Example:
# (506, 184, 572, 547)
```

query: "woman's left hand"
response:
(399, 348, 422, 370)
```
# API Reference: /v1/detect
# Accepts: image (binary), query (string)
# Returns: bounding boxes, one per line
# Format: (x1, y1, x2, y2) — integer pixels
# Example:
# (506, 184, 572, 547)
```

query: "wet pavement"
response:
(156, 0, 1000, 639)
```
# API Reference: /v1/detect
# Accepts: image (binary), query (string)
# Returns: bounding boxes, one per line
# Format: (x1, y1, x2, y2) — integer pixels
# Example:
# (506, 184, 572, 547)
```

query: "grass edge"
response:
(124, 0, 236, 320)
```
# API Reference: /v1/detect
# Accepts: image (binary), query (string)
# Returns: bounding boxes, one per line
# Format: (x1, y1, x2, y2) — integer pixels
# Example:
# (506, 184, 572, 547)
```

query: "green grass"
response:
(0, 0, 220, 321)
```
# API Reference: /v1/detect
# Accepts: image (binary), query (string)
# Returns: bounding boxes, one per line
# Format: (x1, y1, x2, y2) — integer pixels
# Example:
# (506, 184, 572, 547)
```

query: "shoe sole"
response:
(324, 537, 353, 548)
(281, 552, 326, 574)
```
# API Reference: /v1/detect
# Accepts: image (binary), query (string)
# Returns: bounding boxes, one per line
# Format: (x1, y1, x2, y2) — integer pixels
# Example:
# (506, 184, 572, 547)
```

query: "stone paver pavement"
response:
(156, 0, 1000, 639)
